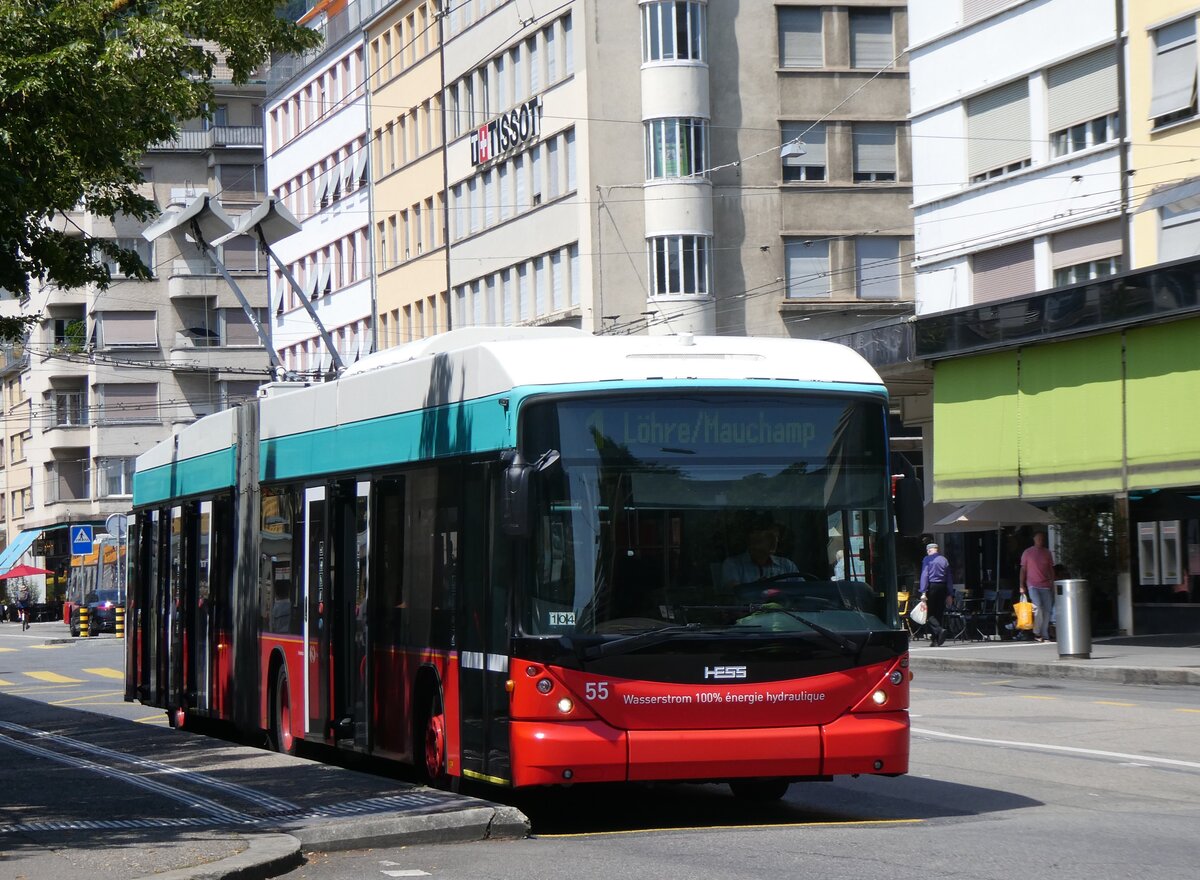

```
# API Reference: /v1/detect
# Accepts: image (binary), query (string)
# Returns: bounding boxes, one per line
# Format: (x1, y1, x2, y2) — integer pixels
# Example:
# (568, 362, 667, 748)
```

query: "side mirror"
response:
(894, 475, 924, 538)
(500, 449, 560, 537)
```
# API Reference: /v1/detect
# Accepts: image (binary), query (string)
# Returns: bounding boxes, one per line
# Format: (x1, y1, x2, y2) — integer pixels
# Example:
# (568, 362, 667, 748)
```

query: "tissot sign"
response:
(470, 96, 543, 166)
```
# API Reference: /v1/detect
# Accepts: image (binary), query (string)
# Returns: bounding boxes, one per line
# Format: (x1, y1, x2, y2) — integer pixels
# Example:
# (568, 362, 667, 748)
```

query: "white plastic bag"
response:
(909, 597, 928, 625)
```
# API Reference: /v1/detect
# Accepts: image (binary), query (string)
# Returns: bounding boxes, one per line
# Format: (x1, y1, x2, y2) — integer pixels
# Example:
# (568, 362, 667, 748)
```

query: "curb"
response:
(910, 655, 1200, 686)
(137, 832, 302, 880)
(288, 804, 531, 853)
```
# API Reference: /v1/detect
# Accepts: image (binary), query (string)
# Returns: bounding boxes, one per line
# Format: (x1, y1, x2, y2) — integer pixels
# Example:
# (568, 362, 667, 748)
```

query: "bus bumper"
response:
(510, 711, 908, 786)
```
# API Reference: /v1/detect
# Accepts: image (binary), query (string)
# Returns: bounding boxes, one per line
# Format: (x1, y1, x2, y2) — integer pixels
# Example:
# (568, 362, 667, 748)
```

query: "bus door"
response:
(193, 500, 215, 714)
(303, 485, 331, 739)
(329, 480, 370, 748)
(457, 463, 512, 783)
(166, 505, 185, 710)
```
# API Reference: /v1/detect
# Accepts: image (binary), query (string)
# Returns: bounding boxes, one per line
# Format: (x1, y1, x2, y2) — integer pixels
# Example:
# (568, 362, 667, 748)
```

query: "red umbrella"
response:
(0, 564, 54, 580)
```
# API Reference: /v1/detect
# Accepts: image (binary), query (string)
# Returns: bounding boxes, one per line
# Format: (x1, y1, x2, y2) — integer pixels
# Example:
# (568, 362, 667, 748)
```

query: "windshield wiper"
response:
(748, 604, 861, 656)
(579, 623, 703, 660)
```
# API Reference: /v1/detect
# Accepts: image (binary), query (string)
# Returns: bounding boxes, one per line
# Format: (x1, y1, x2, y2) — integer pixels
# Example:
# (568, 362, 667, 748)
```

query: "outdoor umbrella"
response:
(0, 564, 54, 580)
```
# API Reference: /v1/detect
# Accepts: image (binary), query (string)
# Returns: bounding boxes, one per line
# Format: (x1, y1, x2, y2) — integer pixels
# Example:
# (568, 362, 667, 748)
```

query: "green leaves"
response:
(0, 0, 321, 328)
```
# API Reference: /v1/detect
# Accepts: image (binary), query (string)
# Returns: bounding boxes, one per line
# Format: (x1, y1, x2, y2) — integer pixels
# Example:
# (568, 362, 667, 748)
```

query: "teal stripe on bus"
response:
(134, 446, 238, 506)
(260, 395, 512, 482)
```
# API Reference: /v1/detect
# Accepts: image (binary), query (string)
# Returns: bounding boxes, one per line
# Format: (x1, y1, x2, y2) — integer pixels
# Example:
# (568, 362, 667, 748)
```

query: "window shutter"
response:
(856, 238, 901, 300)
(853, 123, 896, 173)
(1050, 220, 1122, 269)
(778, 8, 822, 68)
(785, 239, 830, 298)
(971, 240, 1035, 303)
(963, 0, 1013, 23)
(222, 308, 261, 347)
(1047, 47, 1118, 132)
(966, 80, 1031, 176)
(1159, 203, 1200, 262)
(850, 11, 893, 69)
(782, 122, 825, 167)
(100, 311, 157, 346)
(1150, 20, 1197, 120)
(102, 384, 158, 424)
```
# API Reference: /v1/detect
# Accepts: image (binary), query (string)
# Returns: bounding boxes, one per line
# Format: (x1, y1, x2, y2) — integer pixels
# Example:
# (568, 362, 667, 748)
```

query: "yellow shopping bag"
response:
(1013, 599, 1035, 631)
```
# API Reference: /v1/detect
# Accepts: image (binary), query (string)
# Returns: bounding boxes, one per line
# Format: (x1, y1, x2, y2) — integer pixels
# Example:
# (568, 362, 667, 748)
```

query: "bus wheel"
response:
(273, 666, 296, 756)
(423, 693, 447, 785)
(729, 779, 791, 801)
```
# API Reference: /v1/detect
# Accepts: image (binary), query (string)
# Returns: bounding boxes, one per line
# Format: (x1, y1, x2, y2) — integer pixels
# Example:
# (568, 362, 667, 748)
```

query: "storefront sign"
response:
(470, 96, 543, 166)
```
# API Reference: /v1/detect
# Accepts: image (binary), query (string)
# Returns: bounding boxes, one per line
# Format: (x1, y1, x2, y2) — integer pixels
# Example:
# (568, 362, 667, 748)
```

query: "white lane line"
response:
(382, 871, 431, 877)
(913, 727, 1200, 771)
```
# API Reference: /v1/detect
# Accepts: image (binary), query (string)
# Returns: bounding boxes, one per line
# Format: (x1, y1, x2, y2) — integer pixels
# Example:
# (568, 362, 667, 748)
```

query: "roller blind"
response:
(853, 123, 897, 173)
(1159, 202, 1200, 261)
(963, 0, 1013, 24)
(101, 384, 158, 424)
(785, 239, 830, 298)
(966, 80, 1030, 176)
(850, 10, 893, 69)
(971, 240, 1034, 303)
(778, 8, 822, 68)
(782, 121, 825, 167)
(856, 237, 901, 300)
(100, 311, 157, 346)
(1047, 47, 1118, 132)
(221, 308, 261, 347)
(1051, 220, 1122, 269)
(1149, 19, 1197, 120)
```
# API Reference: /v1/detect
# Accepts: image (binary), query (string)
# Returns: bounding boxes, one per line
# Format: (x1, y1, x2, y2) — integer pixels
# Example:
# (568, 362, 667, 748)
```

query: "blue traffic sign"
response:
(70, 525, 94, 555)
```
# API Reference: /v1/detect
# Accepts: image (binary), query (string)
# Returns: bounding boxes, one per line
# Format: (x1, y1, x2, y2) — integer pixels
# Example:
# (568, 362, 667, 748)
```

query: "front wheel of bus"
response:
(273, 666, 296, 756)
(729, 779, 791, 801)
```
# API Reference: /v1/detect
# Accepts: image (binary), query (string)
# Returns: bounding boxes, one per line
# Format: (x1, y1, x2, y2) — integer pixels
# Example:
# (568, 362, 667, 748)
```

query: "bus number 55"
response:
(584, 681, 610, 701)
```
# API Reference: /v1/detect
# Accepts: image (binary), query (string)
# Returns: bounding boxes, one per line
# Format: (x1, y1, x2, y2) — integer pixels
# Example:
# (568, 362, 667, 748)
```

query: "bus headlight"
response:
(871, 689, 887, 705)
(537, 678, 554, 694)
(889, 670, 903, 685)
(557, 697, 574, 714)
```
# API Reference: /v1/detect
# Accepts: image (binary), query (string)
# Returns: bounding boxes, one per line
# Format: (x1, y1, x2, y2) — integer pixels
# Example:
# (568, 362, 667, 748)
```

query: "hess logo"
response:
(704, 665, 747, 680)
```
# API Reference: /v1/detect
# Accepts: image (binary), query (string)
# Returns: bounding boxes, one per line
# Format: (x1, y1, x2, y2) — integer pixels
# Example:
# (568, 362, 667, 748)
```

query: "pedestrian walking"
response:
(1019, 531, 1056, 642)
(16, 582, 32, 631)
(919, 543, 954, 646)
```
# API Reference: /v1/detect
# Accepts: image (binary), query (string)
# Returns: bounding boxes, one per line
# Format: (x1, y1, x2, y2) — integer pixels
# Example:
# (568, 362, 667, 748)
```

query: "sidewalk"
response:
(908, 632, 1200, 686)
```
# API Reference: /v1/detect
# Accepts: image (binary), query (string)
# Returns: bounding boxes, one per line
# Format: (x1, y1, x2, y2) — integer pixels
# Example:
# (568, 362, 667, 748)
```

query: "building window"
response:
(648, 235, 712, 296)
(642, 1, 706, 63)
(781, 122, 826, 181)
(96, 457, 136, 498)
(49, 388, 88, 428)
(967, 79, 1032, 183)
(784, 238, 830, 298)
(645, 117, 709, 179)
(99, 384, 158, 425)
(96, 238, 154, 279)
(1150, 18, 1198, 127)
(1053, 257, 1121, 287)
(97, 311, 157, 349)
(1051, 113, 1118, 158)
(853, 123, 897, 182)
(1047, 47, 1118, 158)
(856, 237, 901, 300)
(971, 239, 1035, 304)
(1159, 201, 1200, 262)
(849, 9, 893, 69)
(47, 459, 89, 504)
(778, 7, 822, 68)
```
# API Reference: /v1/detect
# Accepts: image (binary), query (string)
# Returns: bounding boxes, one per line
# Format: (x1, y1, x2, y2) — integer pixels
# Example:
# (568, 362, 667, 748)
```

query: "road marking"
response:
(382, 872, 431, 877)
(1094, 701, 1137, 707)
(51, 691, 125, 706)
(134, 714, 171, 724)
(539, 819, 922, 838)
(1176, 708, 1200, 714)
(950, 691, 985, 696)
(23, 671, 83, 683)
(0, 647, 15, 653)
(1019, 694, 1058, 700)
(83, 667, 124, 679)
(29, 644, 67, 650)
(0, 678, 12, 686)
(914, 727, 1200, 770)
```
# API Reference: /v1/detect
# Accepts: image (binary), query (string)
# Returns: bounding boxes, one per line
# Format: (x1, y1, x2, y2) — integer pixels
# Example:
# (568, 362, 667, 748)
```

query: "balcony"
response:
(150, 126, 264, 152)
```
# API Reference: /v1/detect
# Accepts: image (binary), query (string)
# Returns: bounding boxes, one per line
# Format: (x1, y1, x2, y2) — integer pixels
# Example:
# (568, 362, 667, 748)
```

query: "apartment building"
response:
(0, 77, 273, 599)
(908, 0, 1200, 633)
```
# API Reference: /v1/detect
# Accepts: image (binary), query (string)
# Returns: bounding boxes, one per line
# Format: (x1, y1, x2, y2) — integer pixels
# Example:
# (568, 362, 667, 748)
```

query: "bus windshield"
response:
(519, 394, 898, 639)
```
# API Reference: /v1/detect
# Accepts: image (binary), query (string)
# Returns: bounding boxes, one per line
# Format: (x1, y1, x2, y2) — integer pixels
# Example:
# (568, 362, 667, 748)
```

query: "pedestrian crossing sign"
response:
(71, 525, 94, 555)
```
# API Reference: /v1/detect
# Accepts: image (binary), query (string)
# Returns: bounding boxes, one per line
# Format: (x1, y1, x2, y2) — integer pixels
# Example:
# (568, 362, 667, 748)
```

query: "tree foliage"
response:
(0, 0, 322, 338)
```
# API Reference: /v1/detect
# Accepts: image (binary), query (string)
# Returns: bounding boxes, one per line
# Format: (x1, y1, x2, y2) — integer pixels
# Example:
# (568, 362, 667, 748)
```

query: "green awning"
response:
(1126, 318, 1200, 488)
(933, 350, 1019, 501)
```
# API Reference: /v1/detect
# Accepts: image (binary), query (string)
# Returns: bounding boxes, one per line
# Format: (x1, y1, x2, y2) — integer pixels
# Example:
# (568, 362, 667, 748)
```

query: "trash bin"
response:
(1055, 579, 1091, 659)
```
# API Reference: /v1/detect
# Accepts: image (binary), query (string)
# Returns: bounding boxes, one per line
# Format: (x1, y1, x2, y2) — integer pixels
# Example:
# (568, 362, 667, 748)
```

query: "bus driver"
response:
(722, 517, 799, 587)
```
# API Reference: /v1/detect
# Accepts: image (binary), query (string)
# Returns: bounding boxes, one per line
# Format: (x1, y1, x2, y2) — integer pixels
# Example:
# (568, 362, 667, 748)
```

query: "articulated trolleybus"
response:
(127, 328, 920, 799)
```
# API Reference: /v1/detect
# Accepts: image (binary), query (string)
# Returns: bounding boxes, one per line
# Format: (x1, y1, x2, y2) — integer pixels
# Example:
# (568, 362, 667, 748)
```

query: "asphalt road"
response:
(4, 624, 1198, 879)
